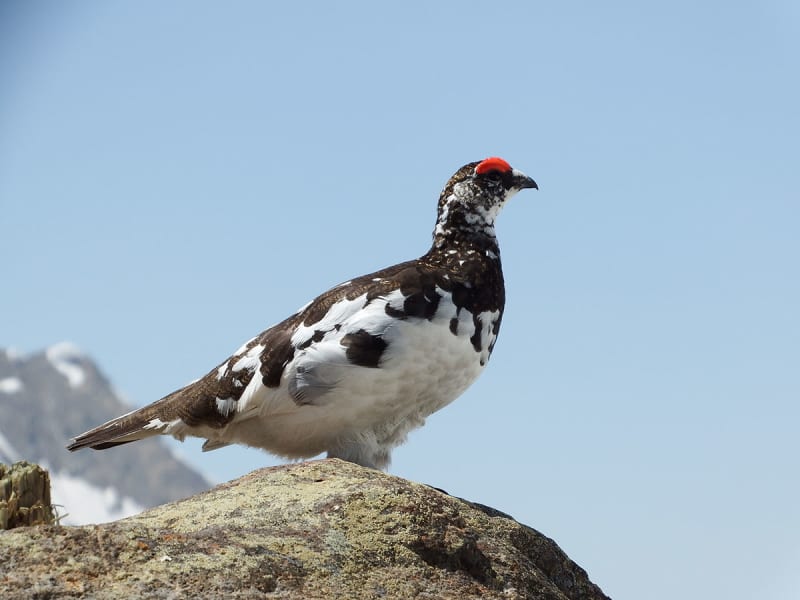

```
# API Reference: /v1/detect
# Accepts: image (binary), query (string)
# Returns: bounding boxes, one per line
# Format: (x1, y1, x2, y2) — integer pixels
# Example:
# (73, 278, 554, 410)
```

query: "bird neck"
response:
(425, 229, 503, 272)
(432, 186, 506, 251)
(431, 197, 502, 258)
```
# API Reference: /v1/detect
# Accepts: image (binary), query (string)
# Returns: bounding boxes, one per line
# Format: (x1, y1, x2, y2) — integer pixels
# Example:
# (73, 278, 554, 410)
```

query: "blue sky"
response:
(1, 2, 799, 598)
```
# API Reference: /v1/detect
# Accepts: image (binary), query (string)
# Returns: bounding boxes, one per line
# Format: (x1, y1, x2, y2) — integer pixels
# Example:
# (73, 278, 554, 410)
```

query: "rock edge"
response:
(0, 459, 609, 600)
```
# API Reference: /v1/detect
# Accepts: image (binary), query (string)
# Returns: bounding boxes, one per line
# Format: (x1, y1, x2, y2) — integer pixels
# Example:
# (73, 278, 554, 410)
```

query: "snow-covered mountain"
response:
(0, 343, 212, 525)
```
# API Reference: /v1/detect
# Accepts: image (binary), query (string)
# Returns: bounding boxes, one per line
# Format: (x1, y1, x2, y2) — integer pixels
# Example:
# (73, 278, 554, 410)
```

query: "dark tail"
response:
(66, 390, 185, 451)
(67, 410, 162, 451)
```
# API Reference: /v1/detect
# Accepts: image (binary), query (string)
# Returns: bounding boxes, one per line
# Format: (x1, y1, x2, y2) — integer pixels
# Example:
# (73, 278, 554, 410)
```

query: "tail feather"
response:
(66, 411, 164, 451)
(81, 439, 140, 451)
(66, 387, 192, 451)
(67, 346, 253, 451)
(67, 360, 245, 452)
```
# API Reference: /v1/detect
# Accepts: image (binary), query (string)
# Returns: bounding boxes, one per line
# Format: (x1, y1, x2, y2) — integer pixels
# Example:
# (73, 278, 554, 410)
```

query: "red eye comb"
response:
(475, 157, 512, 175)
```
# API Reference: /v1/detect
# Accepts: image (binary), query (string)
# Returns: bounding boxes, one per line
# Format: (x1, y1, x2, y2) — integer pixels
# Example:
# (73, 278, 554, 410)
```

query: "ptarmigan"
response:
(68, 157, 538, 469)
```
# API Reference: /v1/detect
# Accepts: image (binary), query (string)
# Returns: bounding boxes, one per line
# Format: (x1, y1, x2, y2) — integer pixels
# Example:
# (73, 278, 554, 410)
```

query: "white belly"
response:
(221, 290, 500, 468)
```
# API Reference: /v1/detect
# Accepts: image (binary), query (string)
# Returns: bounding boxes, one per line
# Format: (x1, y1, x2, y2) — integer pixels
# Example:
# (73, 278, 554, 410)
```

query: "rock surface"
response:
(0, 459, 609, 599)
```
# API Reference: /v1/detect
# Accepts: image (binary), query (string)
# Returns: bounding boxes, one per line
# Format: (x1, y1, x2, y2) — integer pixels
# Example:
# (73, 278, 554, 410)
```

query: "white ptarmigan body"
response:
(212, 291, 499, 467)
(68, 158, 538, 469)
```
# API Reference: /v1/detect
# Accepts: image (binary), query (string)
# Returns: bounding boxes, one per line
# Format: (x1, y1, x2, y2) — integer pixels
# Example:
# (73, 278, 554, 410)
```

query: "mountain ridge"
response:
(0, 343, 211, 524)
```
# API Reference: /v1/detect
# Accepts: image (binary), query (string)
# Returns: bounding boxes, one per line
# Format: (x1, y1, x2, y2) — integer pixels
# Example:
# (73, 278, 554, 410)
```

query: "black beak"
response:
(513, 170, 538, 191)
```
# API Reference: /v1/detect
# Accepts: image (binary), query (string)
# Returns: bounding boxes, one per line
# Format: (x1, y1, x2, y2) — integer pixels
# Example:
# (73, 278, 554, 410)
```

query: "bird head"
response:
(433, 157, 538, 246)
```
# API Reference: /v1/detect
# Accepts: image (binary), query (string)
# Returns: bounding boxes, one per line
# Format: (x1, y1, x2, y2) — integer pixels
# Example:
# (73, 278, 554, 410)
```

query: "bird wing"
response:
(284, 262, 446, 405)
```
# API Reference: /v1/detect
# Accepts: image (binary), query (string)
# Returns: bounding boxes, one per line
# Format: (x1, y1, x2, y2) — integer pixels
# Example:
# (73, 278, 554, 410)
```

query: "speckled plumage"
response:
(68, 158, 538, 469)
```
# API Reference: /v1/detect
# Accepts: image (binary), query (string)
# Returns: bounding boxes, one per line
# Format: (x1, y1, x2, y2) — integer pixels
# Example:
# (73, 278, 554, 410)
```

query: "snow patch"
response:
(46, 342, 87, 388)
(0, 429, 21, 462)
(0, 377, 23, 394)
(47, 468, 144, 525)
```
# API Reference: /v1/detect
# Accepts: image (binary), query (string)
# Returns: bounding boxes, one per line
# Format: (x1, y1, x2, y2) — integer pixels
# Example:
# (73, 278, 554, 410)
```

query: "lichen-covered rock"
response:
(0, 461, 55, 530)
(0, 459, 609, 599)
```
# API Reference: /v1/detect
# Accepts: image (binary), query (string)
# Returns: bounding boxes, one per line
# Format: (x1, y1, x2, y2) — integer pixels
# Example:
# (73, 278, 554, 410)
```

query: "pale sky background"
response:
(1, 2, 799, 599)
